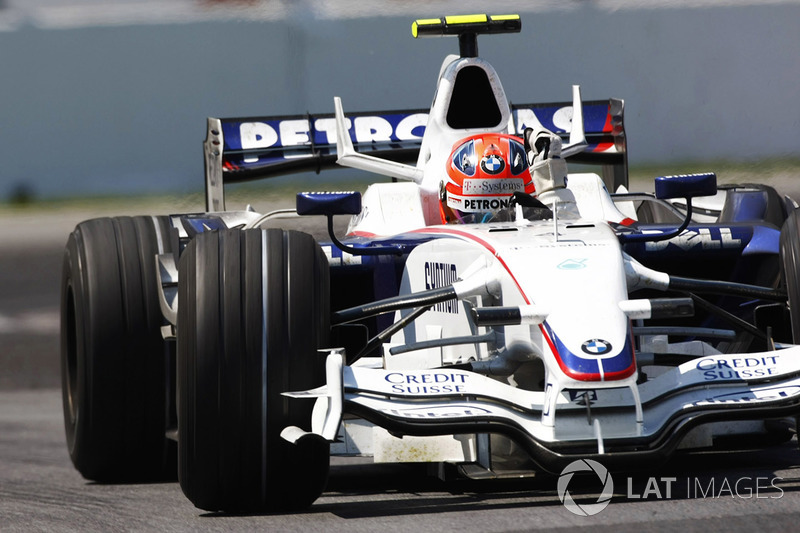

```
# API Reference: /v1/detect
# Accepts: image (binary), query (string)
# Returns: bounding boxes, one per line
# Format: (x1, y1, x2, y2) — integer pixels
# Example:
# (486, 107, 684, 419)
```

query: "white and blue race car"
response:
(61, 14, 800, 512)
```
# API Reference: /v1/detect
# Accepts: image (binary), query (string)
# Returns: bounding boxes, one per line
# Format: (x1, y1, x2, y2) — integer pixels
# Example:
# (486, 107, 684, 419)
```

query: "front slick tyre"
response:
(781, 209, 800, 342)
(178, 229, 330, 513)
(61, 216, 176, 482)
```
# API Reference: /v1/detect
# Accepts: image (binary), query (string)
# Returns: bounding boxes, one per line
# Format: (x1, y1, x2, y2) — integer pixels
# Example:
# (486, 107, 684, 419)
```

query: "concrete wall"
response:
(1, 4, 799, 199)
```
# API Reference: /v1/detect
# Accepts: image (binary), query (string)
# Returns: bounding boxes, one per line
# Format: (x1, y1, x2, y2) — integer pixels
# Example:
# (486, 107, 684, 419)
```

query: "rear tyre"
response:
(780, 209, 800, 342)
(177, 229, 330, 512)
(61, 216, 176, 482)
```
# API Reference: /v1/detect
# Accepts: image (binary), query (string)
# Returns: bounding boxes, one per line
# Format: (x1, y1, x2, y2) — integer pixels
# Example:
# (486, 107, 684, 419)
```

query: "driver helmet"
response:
(440, 133, 534, 223)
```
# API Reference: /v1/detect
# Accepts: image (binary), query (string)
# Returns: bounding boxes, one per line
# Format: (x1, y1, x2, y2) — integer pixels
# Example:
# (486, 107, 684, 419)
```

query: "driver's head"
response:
(440, 133, 534, 224)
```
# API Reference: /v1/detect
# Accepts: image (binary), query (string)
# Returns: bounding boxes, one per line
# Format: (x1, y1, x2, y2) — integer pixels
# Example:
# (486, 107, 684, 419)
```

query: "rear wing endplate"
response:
(203, 99, 626, 211)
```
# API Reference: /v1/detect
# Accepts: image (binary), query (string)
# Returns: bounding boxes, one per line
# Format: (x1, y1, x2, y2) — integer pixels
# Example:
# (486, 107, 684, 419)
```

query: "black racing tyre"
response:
(780, 209, 800, 342)
(177, 228, 330, 513)
(61, 216, 177, 482)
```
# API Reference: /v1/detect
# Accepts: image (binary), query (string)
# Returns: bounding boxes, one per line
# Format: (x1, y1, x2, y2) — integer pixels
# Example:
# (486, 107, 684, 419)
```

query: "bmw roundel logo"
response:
(581, 339, 612, 355)
(480, 154, 505, 175)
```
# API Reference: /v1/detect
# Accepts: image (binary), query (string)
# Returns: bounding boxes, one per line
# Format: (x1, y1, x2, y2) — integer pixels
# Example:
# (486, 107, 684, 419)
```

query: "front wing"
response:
(288, 347, 800, 473)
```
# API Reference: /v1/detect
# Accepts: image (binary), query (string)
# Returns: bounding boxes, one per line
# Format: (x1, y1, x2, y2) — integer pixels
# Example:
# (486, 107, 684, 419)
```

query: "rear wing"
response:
(513, 99, 627, 189)
(203, 99, 626, 211)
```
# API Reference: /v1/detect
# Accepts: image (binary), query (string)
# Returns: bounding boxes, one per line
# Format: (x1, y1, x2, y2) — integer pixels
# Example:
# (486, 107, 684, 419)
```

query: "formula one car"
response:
(61, 14, 800, 513)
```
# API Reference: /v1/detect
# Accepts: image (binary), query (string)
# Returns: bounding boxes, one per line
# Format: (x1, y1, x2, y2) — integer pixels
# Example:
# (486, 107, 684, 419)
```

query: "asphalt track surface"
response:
(4, 196, 800, 531)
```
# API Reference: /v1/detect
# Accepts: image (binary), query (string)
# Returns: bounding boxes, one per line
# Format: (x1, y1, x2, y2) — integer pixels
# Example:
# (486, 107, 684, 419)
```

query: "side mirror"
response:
(619, 172, 717, 244)
(295, 191, 404, 256)
(654, 172, 717, 200)
(296, 191, 362, 216)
